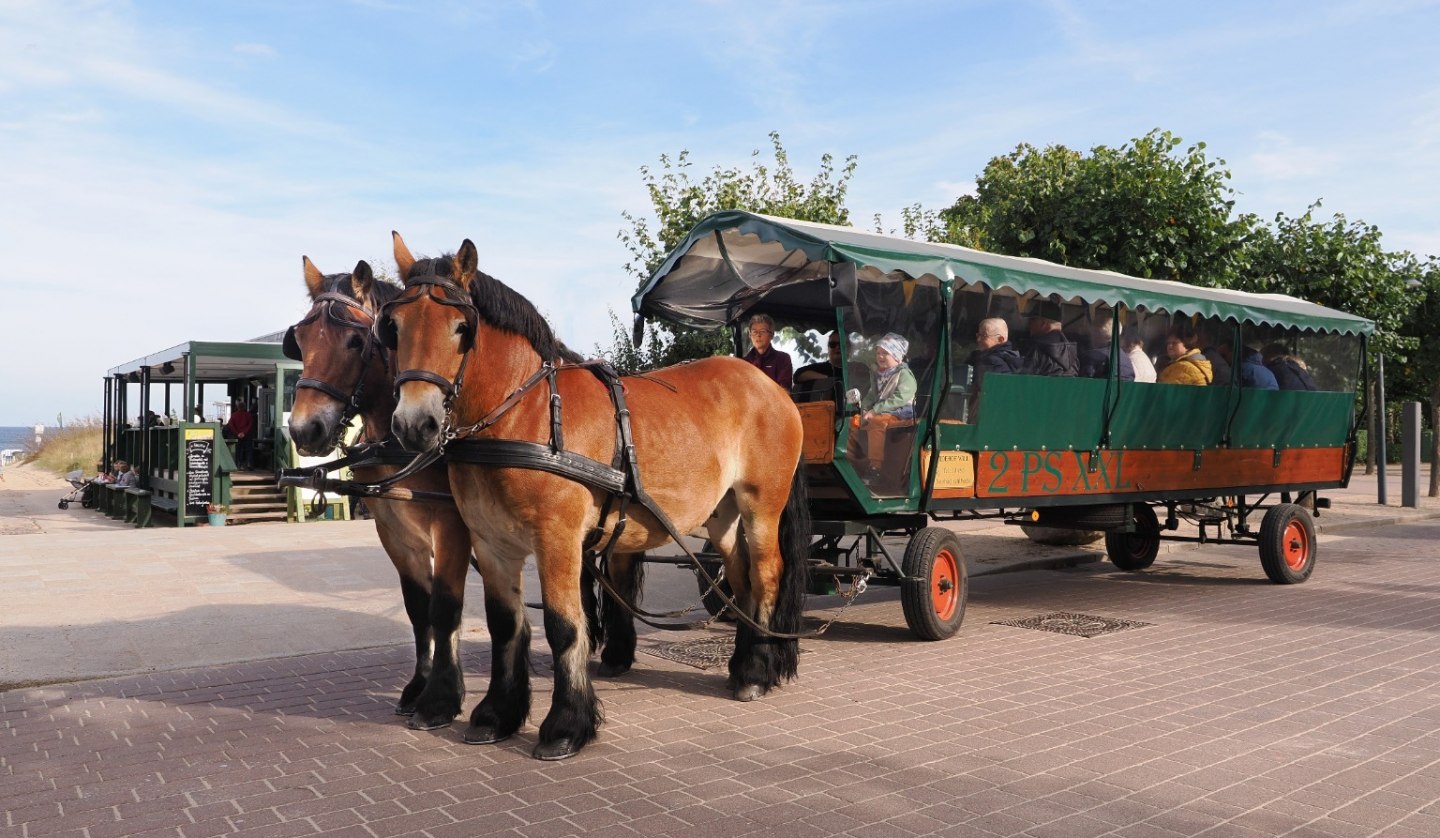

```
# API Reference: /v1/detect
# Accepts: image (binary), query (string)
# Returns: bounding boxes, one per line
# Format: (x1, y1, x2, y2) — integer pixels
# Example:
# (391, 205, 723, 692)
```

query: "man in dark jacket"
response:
(967, 317, 1023, 387)
(1020, 301, 1078, 376)
(1263, 343, 1319, 390)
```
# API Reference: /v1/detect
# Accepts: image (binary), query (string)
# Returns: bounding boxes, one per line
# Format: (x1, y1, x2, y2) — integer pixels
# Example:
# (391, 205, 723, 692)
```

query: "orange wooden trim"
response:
(797, 400, 835, 465)
(973, 447, 1346, 499)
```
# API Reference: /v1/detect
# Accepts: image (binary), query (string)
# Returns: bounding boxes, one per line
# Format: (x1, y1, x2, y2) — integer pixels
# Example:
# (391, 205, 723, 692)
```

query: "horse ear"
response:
(302, 256, 326, 300)
(455, 239, 479, 289)
(392, 231, 416, 279)
(350, 260, 375, 307)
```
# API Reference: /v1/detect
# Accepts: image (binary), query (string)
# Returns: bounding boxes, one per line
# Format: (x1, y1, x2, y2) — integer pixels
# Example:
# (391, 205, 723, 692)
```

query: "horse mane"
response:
(413, 254, 583, 364)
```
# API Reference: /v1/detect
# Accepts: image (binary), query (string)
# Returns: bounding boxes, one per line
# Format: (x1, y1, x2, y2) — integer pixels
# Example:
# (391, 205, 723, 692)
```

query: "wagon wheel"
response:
(900, 527, 967, 641)
(1104, 503, 1160, 571)
(1259, 503, 1316, 584)
(58, 500, 69, 510)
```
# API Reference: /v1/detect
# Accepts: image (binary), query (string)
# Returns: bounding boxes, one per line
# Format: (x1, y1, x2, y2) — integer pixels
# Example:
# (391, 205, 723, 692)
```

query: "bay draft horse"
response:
(381, 233, 812, 760)
(284, 258, 475, 729)
(284, 257, 628, 734)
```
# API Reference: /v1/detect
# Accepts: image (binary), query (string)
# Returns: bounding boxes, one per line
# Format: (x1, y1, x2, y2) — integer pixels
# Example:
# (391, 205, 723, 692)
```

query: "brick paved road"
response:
(5, 518, 1440, 837)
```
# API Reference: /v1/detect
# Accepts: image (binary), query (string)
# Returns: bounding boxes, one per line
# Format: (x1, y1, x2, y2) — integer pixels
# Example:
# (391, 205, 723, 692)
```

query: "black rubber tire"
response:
(58, 500, 69, 510)
(1259, 503, 1317, 584)
(693, 541, 735, 621)
(900, 527, 967, 641)
(695, 568, 736, 621)
(1105, 503, 1160, 571)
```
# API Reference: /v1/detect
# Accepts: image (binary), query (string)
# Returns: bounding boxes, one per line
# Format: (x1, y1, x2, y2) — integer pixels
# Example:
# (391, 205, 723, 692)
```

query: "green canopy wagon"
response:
(634, 211, 1373, 639)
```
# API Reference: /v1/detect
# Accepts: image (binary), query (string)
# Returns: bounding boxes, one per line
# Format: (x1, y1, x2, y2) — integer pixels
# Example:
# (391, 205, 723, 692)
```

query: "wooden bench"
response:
(103, 484, 127, 518)
(124, 488, 152, 527)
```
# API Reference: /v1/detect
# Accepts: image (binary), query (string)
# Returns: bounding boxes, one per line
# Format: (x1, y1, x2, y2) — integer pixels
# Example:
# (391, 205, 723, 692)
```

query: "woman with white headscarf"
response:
(857, 333, 917, 422)
(847, 333, 918, 476)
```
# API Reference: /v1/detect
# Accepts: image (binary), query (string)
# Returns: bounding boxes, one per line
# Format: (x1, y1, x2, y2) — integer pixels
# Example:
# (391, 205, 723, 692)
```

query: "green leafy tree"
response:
(605, 132, 858, 370)
(1241, 204, 1425, 474)
(1395, 256, 1440, 493)
(1240, 204, 1417, 358)
(936, 129, 1257, 287)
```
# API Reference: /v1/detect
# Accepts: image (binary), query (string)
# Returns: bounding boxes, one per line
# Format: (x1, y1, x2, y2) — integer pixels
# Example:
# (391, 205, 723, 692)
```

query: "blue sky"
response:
(2, 0, 1437, 425)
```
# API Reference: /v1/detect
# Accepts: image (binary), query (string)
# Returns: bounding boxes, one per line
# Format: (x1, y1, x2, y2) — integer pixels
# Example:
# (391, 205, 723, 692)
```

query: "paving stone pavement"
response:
(3, 464, 1440, 837)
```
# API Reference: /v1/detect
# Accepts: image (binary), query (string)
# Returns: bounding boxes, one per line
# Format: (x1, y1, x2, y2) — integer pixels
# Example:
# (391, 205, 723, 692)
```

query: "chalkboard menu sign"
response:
(184, 429, 214, 516)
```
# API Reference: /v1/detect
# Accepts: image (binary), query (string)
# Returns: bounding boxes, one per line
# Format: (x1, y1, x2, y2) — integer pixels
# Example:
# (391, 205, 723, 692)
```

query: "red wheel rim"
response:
(1282, 520, 1310, 570)
(931, 548, 961, 620)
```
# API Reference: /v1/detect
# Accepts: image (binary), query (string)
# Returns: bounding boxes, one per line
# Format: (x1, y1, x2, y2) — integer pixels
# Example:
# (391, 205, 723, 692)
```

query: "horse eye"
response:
(346, 333, 365, 351)
(455, 322, 471, 338)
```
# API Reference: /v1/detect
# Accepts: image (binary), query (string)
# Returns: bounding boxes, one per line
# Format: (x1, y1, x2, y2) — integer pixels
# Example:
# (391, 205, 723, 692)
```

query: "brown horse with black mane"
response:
(283, 258, 478, 730)
(381, 233, 811, 760)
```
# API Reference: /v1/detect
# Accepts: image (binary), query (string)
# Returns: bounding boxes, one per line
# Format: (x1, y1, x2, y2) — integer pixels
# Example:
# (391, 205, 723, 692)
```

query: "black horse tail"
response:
(772, 456, 812, 679)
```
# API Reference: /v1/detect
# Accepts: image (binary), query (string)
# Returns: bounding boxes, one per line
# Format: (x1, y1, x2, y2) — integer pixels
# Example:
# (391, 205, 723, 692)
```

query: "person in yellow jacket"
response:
(1157, 321, 1213, 385)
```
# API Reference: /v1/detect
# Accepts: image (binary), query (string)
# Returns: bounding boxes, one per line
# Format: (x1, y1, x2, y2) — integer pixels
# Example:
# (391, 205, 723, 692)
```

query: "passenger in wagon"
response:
(1156, 320, 1214, 386)
(846, 333, 917, 475)
(967, 318, 1023, 389)
(1122, 326, 1157, 382)
(1262, 343, 1319, 391)
(1020, 301, 1078, 376)
(853, 333, 917, 422)
(1215, 338, 1278, 390)
(742, 313, 793, 391)
(1198, 320, 1233, 387)
(792, 332, 843, 403)
(1077, 314, 1135, 381)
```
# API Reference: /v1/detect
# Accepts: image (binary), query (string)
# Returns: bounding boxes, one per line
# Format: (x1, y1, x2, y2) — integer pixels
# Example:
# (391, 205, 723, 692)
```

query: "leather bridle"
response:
(283, 291, 389, 450)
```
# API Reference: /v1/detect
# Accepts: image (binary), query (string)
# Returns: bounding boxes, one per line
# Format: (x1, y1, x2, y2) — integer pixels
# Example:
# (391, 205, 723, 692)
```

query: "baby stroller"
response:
(59, 471, 98, 510)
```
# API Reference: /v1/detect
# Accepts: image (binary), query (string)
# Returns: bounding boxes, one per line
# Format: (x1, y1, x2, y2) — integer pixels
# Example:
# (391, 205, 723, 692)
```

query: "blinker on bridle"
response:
(284, 291, 390, 448)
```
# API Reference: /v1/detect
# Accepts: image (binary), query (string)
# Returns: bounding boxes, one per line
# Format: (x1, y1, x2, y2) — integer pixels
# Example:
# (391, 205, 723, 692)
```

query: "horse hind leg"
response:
(597, 552, 644, 677)
(727, 467, 810, 702)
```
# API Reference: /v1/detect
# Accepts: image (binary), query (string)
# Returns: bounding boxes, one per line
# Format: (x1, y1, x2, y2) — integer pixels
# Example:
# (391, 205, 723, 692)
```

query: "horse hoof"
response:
(733, 684, 765, 702)
(407, 714, 453, 731)
(597, 661, 631, 678)
(532, 739, 582, 761)
(463, 724, 512, 745)
(395, 704, 417, 717)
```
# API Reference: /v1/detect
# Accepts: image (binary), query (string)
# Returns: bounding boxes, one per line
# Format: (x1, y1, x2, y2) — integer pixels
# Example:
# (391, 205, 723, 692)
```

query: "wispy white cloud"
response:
(233, 42, 277, 59)
(1245, 131, 1344, 181)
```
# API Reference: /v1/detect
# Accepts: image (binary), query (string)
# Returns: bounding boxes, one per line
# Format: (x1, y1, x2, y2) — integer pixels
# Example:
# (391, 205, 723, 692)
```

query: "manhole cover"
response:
(642, 637, 735, 670)
(991, 611, 1152, 638)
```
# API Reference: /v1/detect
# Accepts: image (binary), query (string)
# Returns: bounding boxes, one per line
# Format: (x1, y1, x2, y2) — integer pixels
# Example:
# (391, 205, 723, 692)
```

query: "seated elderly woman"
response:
(847, 333, 918, 474)
(1156, 320, 1213, 386)
(852, 333, 917, 421)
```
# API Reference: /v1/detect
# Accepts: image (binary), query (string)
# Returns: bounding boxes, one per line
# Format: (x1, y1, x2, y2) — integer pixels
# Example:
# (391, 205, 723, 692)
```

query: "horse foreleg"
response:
(464, 553, 531, 746)
(408, 513, 472, 730)
(375, 523, 434, 717)
(597, 552, 644, 677)
(534, 537, 601, 760)
(394, 575, 433, 716)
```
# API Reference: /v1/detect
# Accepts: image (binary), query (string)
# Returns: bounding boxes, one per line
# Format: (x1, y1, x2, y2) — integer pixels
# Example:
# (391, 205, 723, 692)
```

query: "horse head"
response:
(285, 256, 395, 455)
(385, 233, 482, 452)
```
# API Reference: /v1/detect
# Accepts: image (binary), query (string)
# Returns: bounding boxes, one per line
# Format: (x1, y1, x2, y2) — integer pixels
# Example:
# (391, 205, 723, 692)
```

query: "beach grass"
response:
(30, 418, 104, 478)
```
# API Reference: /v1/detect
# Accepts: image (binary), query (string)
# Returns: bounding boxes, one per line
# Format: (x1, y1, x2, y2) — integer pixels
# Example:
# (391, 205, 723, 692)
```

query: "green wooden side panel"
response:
(935, 375, 1356, 454)
(1226, 390, 1355, 448)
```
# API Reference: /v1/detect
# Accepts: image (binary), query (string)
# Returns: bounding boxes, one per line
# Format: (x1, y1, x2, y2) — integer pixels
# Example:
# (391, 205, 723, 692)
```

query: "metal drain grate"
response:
(991, 611, 1153, 638)
(641, 637, 735, 670)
